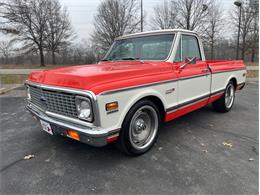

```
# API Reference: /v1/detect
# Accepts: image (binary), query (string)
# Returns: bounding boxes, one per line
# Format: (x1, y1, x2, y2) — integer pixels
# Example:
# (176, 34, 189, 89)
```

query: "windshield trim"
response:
(102, 33, 176, 62)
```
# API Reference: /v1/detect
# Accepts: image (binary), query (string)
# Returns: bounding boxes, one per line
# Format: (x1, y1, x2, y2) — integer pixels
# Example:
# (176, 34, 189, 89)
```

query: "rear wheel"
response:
(212, 81, 235, 112)
(116, 100, 160, 156)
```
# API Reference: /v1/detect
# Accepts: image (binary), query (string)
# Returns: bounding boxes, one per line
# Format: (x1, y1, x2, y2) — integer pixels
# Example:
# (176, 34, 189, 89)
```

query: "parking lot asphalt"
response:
(0, 82, 259, 195)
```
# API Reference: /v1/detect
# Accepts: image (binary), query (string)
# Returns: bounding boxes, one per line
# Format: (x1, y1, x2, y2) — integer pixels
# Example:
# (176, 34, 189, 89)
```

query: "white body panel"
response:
(97, 80, 178, 131)
(211, 70, 246, 93)
(96, 69, 246, 131)
(178, 75, 211, 104)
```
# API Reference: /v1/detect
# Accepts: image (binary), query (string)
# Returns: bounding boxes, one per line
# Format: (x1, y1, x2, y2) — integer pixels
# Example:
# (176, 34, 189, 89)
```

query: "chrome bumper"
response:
(26, 104, 119, 147)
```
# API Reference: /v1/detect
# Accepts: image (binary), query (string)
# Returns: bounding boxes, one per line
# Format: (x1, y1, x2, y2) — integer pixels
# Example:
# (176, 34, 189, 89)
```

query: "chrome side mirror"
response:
(180, 57, 197, 69)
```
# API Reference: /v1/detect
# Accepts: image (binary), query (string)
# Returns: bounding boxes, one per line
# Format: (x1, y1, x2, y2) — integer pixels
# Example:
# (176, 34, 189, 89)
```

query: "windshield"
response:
(104, 34, 175, 61)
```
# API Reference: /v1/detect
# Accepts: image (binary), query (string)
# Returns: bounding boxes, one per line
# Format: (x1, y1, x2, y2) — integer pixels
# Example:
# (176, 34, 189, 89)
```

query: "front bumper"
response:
(26, 104, 119, 147)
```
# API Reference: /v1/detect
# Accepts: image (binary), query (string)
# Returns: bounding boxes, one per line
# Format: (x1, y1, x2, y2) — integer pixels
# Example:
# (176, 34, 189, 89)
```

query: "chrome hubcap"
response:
(135, 118, 147, 132)
(225, 84, 235, 108)
(129, 105, 158, 150)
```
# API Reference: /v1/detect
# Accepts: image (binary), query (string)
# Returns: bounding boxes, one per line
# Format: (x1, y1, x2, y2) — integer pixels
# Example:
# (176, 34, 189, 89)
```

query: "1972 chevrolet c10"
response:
(25, 29, 246, 155)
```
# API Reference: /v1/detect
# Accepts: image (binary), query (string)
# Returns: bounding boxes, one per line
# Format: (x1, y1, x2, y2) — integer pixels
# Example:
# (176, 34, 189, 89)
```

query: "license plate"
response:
(40, 120, 53, 135)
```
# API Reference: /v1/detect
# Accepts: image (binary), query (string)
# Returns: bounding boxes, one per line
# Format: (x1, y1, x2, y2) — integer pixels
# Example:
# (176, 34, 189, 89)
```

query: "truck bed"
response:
(206, 60, 246, 73)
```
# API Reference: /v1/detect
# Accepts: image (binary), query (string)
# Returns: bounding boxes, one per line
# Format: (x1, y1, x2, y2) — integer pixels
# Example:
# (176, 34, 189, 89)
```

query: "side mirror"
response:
(180, 57, 197, 69)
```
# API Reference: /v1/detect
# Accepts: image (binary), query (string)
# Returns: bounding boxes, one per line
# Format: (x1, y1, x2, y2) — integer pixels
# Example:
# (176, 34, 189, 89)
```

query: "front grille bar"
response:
(25, 81, 100, 127)
(29, 86, 78, 119)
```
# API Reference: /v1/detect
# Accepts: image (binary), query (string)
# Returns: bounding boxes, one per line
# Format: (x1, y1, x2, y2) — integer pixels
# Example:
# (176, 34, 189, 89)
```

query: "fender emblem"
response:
(165, 88, 175, 94)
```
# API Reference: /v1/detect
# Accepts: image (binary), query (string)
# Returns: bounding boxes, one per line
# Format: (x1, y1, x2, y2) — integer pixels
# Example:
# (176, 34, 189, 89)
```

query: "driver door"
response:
(175, 34, 211, 108)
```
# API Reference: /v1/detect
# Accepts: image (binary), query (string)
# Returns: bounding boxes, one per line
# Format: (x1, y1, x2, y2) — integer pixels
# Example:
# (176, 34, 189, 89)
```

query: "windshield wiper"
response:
(101, 57, 140, 61)
(120, 57, 140, 61)
(100, 58, 112, 61)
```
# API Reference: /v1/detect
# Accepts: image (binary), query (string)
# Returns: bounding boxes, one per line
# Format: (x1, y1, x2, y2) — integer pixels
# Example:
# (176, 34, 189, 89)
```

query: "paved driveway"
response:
(0, 82, 258, 194)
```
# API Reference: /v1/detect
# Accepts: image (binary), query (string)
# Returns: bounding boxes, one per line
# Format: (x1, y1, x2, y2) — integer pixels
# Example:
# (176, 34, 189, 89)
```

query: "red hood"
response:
(28, 61, 176, 94)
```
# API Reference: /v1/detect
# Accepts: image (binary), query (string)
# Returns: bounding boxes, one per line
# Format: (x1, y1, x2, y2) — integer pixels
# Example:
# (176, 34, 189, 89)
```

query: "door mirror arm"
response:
(180, 57, 197, 69)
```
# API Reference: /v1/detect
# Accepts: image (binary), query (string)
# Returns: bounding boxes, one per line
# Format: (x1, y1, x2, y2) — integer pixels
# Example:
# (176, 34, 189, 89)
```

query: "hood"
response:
(28, 61, 175, 94)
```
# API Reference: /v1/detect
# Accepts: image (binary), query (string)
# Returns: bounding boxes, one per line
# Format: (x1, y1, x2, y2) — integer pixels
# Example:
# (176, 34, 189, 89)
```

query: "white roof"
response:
(116, 29, 198, 40)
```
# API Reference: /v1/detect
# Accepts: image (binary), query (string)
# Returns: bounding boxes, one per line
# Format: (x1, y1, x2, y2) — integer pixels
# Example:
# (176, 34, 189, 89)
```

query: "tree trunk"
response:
(186, 14, 190, 30)
(241, 47, 245, 60)
(251, 25, 257, 62)
(39, 48, 45, 66)
(4, 55, 8, 64)
(210, 38, 214, 60)
(52, 50, 56, 65)
(251, 47, 255, 62)
(251, 12, 257, 62)
(210, 45, 214, 60)
(241, 37, 246, 60)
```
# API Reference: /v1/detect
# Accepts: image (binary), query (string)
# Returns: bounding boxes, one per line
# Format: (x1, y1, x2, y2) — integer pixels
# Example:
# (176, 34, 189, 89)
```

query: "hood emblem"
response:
(40, 95, 47, 102)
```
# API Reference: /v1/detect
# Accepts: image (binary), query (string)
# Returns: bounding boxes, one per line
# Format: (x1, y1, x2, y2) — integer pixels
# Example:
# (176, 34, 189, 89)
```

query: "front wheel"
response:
(212, 81, 235, 112)
(116, 100, 160, 156)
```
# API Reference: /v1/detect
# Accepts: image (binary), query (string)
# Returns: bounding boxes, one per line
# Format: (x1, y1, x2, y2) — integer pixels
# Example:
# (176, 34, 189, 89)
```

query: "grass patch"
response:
(0, 64, 79, 69)
(247, 70, 259, 78)
(0, 74, 28, 84)
(245, 62, 259, 66)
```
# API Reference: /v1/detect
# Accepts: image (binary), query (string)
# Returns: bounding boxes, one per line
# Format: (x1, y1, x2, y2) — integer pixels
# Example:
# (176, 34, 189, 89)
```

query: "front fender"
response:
(96, 84, 177, 131)
(118, 89, 167, 126)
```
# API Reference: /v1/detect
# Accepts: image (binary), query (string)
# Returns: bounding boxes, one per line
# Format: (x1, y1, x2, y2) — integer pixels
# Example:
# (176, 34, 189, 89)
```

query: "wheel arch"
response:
(119, 92, 167, 128)
(228, 77, 238, 89)
(136, 95, 166, 121)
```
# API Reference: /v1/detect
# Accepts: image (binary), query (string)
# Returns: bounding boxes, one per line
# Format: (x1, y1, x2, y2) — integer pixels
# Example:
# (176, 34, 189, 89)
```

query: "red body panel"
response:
(207, 60, 245, 73)
(165, 98, 209, 122)
(28, 60, 245, 95)
(29, 61, 177, 94)
(175, 60, 209, 77)
(165, 92, 224, 122)
(28, 59, 245, 123)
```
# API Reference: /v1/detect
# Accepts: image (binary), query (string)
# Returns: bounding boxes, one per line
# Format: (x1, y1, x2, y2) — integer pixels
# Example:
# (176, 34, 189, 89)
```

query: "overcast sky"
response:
(59, 0, 235, 42)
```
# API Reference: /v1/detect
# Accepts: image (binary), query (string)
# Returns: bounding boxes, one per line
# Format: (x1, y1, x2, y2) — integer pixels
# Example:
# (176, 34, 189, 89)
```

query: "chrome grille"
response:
(29, 85, 78, 118)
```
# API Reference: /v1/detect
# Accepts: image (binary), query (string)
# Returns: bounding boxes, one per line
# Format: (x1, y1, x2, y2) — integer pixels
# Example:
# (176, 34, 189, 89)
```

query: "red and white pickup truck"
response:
(25, 29, 246, 155)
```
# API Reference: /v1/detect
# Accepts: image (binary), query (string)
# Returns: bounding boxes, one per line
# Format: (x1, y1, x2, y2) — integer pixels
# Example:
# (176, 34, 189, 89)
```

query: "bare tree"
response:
(248, 3, 259, 62)
(202, 0, 223, 59)
(174, 0, 211, 31)
(56, 40, 96, 65)
(45, 0, 74, 65)
(91, 0, 141, 56)
(1, 0, 50, 66)
(231, 3, 254, 60)
(240, 6, 254, 60)
(0, 1, 19, 34)
(0, 40, 13, 63)
(151, 0, 177, 30)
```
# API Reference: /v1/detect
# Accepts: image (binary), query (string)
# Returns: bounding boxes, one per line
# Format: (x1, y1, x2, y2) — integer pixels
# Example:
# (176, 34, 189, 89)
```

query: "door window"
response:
(175, 39, 182, 62)
(175, 35, 201, 62)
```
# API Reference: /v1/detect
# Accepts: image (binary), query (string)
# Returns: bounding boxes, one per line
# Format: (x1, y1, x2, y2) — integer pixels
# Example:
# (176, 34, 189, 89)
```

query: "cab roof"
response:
(116, 29, 198, 40)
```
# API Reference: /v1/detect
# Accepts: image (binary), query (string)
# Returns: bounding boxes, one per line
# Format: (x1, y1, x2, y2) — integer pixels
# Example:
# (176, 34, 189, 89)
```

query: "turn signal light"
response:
(66, 130, 80, 141)
(106, 101, 118, 111)
(107, 133, 119, 143)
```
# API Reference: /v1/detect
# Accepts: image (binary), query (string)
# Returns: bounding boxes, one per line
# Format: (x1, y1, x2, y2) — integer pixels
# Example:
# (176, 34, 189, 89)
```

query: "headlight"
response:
(27, 87, 31, 101)
(75, 96, 93, 122)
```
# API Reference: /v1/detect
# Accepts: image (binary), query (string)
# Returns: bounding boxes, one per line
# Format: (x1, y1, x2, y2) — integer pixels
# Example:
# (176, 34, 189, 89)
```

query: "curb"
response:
(0, 84, 23, 95)
(246, 66, 259, 71)
(247, 78, 259, 82)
